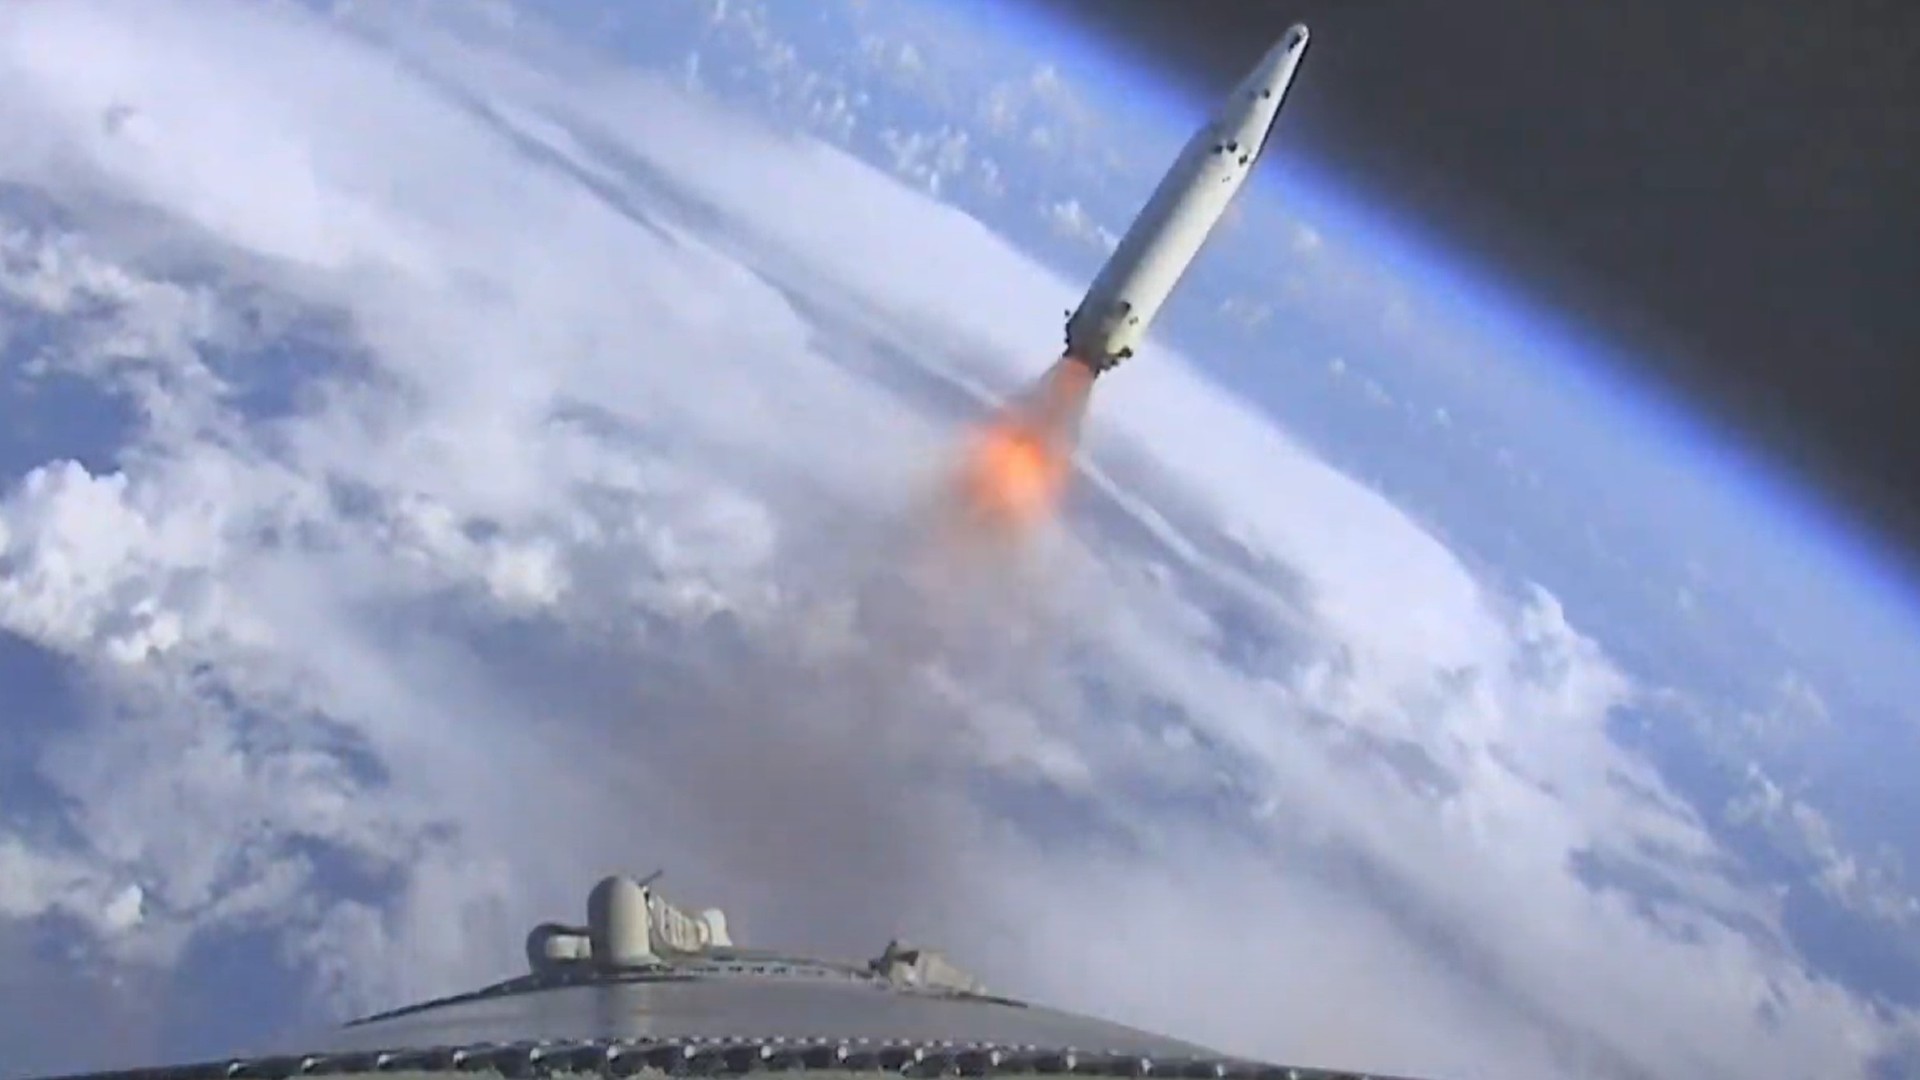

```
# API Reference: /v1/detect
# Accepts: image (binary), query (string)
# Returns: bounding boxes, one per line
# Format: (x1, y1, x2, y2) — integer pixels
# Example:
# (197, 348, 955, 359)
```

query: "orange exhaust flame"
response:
(961, 424, 1069, 527)
(950, 356, 1096, 534)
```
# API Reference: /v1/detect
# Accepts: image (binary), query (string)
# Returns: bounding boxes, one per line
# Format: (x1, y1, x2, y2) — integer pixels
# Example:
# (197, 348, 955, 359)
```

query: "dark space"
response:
(1029, 0, 1920, 559)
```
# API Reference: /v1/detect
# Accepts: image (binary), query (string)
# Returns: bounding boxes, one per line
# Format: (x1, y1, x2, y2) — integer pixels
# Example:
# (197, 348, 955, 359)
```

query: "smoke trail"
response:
(604, 355, 1102, 959)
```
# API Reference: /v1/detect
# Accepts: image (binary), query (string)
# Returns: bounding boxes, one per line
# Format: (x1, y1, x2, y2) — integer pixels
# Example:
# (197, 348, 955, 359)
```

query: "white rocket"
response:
(1064, 24, 1311, 373)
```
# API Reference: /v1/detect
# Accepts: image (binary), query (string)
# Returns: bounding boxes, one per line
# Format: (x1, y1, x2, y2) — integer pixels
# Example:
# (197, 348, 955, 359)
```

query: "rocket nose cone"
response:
(1251, 24, 1308, 80)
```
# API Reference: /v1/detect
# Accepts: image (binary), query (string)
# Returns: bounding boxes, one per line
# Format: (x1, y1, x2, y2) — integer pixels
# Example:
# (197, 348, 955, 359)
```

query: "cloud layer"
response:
(0, 3, 1912, 1079)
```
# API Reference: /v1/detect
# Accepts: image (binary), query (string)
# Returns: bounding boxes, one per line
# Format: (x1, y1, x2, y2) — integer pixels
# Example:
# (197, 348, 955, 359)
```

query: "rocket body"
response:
(955, 26, 1309, 533)
(1064, 24, 1310, 373)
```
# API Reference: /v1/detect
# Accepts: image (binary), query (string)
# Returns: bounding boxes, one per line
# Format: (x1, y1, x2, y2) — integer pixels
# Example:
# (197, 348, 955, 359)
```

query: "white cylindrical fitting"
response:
(526, 922, 592, 972)
(588, 875, 654, 966)
(699, 908, 733, 948)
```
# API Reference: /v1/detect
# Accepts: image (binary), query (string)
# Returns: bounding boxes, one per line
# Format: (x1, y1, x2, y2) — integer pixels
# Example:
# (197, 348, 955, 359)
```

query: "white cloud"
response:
(0, 2, 1913, 1079)
(878, 124, 973, 195)
(973, 155, 1006, 198)
(1216, 295, 1274, 335)
(1362, 374, 1394, 407)
(859, 33, 923, 78)
(1043, 197, 1118, 253)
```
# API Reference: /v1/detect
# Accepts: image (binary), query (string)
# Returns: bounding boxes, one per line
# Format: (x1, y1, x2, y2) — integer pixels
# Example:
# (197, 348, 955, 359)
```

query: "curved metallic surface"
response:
(297, 968, 1219, 1058)
(25, 1036, 1419, 1080)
